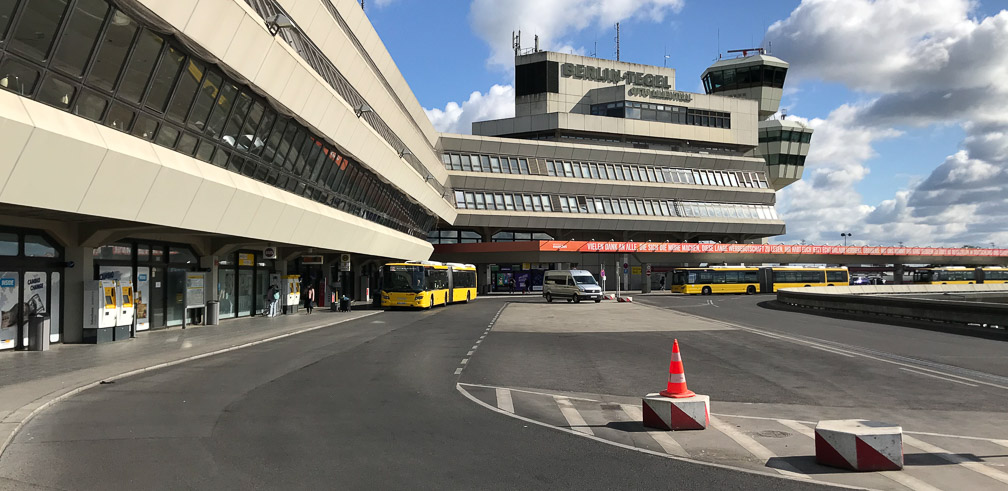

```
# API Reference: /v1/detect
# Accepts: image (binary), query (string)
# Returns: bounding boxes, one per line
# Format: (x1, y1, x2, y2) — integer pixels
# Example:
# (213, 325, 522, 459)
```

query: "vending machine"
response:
(115, 279, 135, 340)
(284, 275, 300, 314)
(83, 280, 118, 343)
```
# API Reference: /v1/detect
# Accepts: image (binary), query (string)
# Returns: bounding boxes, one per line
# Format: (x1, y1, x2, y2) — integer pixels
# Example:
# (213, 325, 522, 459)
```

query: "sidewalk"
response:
(0, 307, 379, 456)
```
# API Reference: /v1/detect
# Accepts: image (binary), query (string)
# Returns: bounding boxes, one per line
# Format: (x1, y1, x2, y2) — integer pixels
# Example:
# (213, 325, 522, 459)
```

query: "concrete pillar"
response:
(200, 255, 218, 302)
(63, 246, 94, 344)
(893, 264, 904, 284)
(641, 263, 652, 293)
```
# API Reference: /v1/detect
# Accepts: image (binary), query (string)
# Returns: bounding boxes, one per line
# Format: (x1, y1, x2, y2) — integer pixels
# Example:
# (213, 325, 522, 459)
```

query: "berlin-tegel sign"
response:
(539, 241, 1008, 257)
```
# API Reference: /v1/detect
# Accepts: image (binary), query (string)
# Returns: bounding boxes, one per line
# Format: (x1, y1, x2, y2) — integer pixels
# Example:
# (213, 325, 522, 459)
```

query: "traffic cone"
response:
(659, 339, 695, 398)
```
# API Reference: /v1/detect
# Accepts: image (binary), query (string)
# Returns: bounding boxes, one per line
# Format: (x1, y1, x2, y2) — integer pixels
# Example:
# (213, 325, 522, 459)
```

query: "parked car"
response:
(850, 275, 871, 285)
(542, 270, 603, 303)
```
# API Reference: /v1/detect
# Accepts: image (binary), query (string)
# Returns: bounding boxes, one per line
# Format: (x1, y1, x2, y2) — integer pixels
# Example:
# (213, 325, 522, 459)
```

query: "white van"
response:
(542, 270, 603, 303)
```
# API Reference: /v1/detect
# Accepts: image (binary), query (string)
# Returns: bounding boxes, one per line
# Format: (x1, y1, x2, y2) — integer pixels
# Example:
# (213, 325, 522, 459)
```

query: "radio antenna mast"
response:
(615, 22, 621, 61)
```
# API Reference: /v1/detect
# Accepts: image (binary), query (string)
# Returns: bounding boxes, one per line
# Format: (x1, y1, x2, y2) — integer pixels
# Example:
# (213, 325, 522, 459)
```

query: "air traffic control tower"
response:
(702, 49, 811, 190)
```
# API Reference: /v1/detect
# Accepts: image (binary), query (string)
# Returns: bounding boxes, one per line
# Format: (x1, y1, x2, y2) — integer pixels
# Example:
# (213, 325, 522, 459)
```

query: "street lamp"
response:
(841, 232, 852, 247)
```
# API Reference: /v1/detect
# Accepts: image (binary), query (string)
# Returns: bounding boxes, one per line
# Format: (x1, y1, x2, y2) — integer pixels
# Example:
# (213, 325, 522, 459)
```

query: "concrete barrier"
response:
(776, 284, 1008, 332)
(815, 419, 903, 471)
(642, 393, 709, 430)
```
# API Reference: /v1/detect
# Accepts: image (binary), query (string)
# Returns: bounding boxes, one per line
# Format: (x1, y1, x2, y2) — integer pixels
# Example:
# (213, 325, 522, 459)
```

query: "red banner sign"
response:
(537, 241, 1008, 257)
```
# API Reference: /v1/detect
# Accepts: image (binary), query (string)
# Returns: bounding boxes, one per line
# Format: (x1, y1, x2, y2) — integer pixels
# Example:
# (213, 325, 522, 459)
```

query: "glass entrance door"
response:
(167, 267, 186, 327)
(149, 266, 165, 329)
(237, 269, 252, 317)
(0, 271, 18, 350)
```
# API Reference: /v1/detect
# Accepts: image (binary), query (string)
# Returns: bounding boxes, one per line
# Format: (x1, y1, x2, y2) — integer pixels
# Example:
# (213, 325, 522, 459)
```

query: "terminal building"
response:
(0, 0, 809, 351)
(432, 48, 809, 291)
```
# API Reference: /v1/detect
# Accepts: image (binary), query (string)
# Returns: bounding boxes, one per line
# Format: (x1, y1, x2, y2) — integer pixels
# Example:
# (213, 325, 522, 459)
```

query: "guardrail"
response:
(776, 284, 1008, 334)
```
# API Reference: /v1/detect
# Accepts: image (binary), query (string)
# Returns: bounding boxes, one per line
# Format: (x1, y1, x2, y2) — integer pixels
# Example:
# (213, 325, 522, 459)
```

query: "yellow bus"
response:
(762, 267, 849, 292)
(669, 266, 848, 294)
(913, 267, 1008, 284)
(669, 267, 760, 295)
(380, 261, 477, 309)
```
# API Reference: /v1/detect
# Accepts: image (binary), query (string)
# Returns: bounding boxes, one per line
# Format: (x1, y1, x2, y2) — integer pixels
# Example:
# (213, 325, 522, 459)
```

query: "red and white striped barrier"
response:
(815, 420, 903, 471)
(642, 393, 709, 430)
(617, 296, 633, 303)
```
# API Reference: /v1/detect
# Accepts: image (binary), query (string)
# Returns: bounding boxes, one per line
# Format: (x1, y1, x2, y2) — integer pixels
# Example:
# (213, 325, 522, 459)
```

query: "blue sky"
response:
(367, 0, 1008, 248)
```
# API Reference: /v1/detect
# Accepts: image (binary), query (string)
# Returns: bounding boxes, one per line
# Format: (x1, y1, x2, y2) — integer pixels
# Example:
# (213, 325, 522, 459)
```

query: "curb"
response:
(0, 311, 381, 458)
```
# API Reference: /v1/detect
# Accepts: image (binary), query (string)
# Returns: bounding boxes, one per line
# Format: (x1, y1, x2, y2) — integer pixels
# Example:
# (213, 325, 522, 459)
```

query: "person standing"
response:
(263, 284, 275, 317)
(305, 285, 315, 314)
(508, 276, 515, 294)
(659, 275, 666, 292)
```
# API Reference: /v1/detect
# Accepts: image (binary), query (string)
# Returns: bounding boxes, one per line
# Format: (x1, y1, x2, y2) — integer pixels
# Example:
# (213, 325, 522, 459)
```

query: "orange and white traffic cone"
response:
(659, 339, 695, 398)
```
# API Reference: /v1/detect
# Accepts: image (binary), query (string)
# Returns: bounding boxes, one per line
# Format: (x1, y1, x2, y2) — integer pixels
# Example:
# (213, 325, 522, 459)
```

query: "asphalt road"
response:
(0, 298, 822, 490)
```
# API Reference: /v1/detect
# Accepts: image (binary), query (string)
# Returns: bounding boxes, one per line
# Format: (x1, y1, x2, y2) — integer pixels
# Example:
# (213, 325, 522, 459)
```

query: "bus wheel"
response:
(545, 292, 552, 303)
(702, 286, 712, 295)
(573, 293, 580, 303)
(746, 285, 756, 295)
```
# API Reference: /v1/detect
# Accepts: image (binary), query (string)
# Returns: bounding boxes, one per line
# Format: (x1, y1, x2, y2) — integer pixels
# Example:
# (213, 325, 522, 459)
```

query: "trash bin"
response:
(205, 300, 220, 325)
(27, 314, 48, 351)
(340, 296, 351, 312)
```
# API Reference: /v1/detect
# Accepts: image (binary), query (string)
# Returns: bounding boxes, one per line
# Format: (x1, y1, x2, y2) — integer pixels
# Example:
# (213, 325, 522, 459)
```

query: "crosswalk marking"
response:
(708, 416, 810, 479)
(904, 434, 1008, 486)
(496, 388, 514, 413)
(554, 396, 594, 436)
(620, 404, 689, 457)
(776, 419, 942, 491)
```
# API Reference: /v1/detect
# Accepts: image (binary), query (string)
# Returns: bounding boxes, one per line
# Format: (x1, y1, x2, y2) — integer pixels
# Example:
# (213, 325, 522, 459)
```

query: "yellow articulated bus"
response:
(913, 267, 1008, 284)
(669, 267, 760, 295)
(380, 261, 477, 309)
(670, 266, 849, 294)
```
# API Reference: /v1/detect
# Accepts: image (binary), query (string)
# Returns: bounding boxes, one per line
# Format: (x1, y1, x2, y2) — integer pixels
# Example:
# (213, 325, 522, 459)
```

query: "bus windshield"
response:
(382, 265, 425, 293)
(573, 274, 597, 285)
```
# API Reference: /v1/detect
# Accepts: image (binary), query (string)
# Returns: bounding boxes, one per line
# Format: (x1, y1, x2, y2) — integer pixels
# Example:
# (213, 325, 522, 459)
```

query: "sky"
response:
(366, 0, 1008, 248)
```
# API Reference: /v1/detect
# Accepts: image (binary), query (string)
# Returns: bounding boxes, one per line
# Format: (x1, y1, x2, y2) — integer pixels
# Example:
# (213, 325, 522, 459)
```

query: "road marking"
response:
(496, 388, 514, 413)
(467, 350, 474, 356)
(659, 306, 1008, 390)
(461, 358, 468, 365)
(903, 434, 1008, 485)
(471, 345, 478, 350)
(554, 396, 594, 436)
(776, 419, 942, 491)
(709, 416, 810, 479)
(994, 440, 1008, 449)
(475, 340, 482, 344)
(454, 368, 462, 375)
(458, 383, 599, 402)
(621, 404, 689, 457)
(899, 367, 978, 387)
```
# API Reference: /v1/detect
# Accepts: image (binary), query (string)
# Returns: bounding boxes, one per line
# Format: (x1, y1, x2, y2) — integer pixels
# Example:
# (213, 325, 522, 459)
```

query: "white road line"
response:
(458, 383, 599, 402)
(471, 345, 478, 350)
(805, 344, 855, 358)
(496, 388, 514, 413)
(776, 420, 942, 491)
(708, 416, 810, 479)
(994, 440, 1008, 449)
(475, 340, 482, 344)
(454, 368, 462, 375)
(467, 350, 474, 356)
(903, 434, 1008, 486)
(621, 404, 689, 457)
(899, 367, 978, 387)
(461, 358, 468, 365)
(554, 396, 594, 436)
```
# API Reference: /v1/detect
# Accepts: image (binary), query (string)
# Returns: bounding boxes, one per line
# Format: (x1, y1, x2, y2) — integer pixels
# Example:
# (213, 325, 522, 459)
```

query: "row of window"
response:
(764, 154, 808, 166)
(0, 0, 436, 237)
(453, 190, 781, 220)
(589, 101, 731, 128)
(245, 0, 435, 191)
(441, 153, 532, 175)
(702, 64, 788, 93)
(442, 152, 770, 189)
(425, 230, 557, 244)
(759, 129, 813, 144)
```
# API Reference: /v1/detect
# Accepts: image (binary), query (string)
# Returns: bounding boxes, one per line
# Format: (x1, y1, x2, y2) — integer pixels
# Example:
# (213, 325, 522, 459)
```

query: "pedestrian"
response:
(305, 285, 315, 314)
(525, 279, 532, 294)
(262, 284, 275, 316)
(659, 275, 666, 292)
(508, 277, 515, 294)
(272, 285, 280, 316)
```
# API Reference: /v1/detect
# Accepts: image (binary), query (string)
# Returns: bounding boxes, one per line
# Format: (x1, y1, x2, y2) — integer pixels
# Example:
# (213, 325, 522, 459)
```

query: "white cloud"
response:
(469, 0, 684, 68)
(766, 0, 1008, 247)
(424, 84, 515, 134)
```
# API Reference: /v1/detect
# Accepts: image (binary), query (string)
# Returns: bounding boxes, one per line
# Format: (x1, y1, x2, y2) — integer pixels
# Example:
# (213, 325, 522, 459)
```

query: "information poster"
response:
(24, 271, 48, 347)
(0, 272, 18, 350)
(238, 253, 254, 267)
(186, 273, 205, 308)
(136, 268, 149, 331)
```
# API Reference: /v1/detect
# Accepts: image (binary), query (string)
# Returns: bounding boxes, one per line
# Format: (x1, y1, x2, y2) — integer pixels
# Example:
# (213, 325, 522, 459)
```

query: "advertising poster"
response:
(24, 271, 48, 346)
(136, 268, 149, 331)
(0, 272, 18, 350)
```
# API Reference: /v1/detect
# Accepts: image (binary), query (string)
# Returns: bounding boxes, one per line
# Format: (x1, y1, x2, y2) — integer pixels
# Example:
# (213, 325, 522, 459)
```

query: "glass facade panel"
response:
(50, 0, 109, 77)
(165, 59, 203, 123)
(88, 10, 138, 92)
(8, 0, 68, 62)
(118, 29, 163, 103)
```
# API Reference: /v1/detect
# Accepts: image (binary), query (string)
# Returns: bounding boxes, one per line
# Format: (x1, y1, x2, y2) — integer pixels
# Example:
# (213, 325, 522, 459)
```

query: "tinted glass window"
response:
(87, 9, 138, 92)
(186, 70, 221, 131)
(36, 73, 75, 109)
(104, 100, 134, 131)
(205, 81, 237, 137)
(8, 0, 69, 62)
(0, 51, 40, 95)
(118, 29, 163, 103)
(50, 0, 109, 77)
(164, 58, 203, 123)
(145, 46, 183, 112)
(73, 88, 106, 121)
(153, 124, 179, 148)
